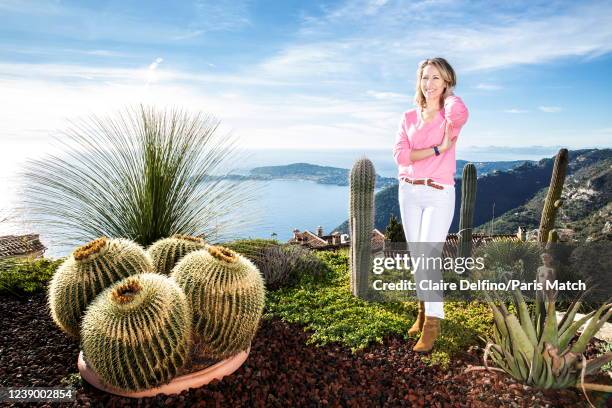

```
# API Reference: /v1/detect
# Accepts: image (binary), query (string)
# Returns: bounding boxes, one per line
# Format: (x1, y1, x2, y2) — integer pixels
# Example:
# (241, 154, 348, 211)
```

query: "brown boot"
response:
(413, 316, 440, 352)
(407, 301, 425, 336)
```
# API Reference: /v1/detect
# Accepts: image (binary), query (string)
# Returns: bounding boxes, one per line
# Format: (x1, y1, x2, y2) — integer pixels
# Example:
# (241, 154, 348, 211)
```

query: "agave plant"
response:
(20, 105, 256, 248)
(474, 239, 542, 283)
(482, 289, 612, 397)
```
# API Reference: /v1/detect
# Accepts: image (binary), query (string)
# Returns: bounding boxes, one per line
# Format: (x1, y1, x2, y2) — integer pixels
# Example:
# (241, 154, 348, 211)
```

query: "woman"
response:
(392, 57, 469, 352)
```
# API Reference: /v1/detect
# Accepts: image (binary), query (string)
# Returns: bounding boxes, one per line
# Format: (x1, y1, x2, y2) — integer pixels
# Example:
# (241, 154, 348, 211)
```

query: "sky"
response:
(1, 0, 612, 169)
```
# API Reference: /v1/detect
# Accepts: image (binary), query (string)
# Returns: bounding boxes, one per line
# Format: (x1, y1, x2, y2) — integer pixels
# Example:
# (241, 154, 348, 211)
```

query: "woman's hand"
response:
(438, 121, 454, 153)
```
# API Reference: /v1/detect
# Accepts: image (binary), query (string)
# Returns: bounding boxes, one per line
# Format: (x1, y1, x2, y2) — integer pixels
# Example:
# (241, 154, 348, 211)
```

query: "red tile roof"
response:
(0, 234, 46, 258)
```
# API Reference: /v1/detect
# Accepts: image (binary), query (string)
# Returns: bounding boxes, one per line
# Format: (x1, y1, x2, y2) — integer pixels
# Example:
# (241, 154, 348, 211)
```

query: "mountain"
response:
(475, 149, 612, 240)
(456, 159, 531, 176)
(210, 160, 529, 187)
(249, 162, 397, 188)
(207, 162, 396, 188)
(334, 149, 611, 241)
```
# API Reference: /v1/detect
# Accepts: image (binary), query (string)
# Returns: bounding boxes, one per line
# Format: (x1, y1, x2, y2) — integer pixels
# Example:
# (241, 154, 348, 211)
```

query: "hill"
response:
(211, 160, 529, 187)
(475, 149, 612, 240)
(334, 149, 611, 240)
(246, 163, 397, 188)
(456, 159, 530, 176)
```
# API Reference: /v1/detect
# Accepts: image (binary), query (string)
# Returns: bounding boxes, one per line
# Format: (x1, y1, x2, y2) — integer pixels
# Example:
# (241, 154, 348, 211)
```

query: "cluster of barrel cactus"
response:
(48, 234, 265, 392)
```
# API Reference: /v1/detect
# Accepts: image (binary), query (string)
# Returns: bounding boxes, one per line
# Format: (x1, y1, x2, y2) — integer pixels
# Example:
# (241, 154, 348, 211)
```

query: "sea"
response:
(0, 146, 562, 258)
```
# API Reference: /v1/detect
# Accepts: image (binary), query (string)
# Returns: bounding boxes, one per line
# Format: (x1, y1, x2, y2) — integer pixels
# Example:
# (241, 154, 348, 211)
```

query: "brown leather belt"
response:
(401, 178, 444, 190)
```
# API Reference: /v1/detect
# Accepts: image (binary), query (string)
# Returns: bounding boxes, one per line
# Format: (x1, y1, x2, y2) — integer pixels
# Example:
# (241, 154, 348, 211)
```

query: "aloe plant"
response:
(483, 290, 612, 394)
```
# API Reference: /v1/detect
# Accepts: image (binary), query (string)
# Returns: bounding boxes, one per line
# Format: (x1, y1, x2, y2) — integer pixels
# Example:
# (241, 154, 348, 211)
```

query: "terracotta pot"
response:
(77, 347, 250, 398)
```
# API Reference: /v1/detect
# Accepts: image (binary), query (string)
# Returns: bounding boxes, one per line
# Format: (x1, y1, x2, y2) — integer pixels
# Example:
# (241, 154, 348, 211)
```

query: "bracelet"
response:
(433, 145, 440, 156)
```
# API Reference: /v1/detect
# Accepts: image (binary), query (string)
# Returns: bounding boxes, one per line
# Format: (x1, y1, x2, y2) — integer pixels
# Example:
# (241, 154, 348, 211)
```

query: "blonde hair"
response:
(414, 57, 457, 109)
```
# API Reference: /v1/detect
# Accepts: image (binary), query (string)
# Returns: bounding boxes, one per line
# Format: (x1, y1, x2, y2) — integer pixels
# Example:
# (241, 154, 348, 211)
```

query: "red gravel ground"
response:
(1, 294, 610, 407)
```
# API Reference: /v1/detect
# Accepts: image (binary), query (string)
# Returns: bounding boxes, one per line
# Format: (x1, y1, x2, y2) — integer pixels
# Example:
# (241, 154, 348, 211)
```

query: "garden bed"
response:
(1, 293, 609, 407)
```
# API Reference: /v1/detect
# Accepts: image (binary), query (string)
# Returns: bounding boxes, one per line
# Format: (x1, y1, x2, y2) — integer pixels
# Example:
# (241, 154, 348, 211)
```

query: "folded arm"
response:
(444, 95, 469, 140)
(393, 112, 454, 166)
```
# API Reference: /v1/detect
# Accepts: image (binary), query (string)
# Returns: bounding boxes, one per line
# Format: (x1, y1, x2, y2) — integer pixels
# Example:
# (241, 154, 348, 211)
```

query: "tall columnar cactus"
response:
(148, 234, 207, 275)
(349, 157, 375, 298)
(458, 163, 477, 260)
(48, 237, 153, 337)
(539, 149, 568, 244)
(81, 273, 192, 392)
(171, 245, 265, 359)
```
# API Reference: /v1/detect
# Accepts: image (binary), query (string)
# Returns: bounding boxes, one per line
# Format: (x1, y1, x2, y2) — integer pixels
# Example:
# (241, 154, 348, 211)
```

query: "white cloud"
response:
(0, 62, 406, 163)
(476, 83, 502, 91)
(0, 0, 252, 45)
(148, 57, 164, 71)
(0, 0, 608, 160)
(172, 30, 204, 41)
(0, 62, 298, 87)
(258, 42, 356, 79)
(146, 57, 163, 84)
(366, 90, 410, 100)
(265, 0, 612, 81)
(538, 106, 563, 113)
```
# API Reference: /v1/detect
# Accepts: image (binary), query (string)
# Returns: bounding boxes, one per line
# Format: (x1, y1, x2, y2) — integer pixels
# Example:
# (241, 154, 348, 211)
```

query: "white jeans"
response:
(398, 180, 455, 319)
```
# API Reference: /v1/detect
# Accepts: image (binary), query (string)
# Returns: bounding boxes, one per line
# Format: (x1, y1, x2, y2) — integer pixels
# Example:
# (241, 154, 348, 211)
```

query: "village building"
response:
(0, 234, 46, 259)
(289, 225, 527, 259)
(288, 226, 385, 253)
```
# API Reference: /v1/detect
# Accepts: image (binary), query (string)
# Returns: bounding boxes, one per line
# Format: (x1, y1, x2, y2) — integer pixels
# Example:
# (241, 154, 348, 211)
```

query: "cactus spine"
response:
(81, 273, 192, 392)
(349, 158, 375, 298)
(458, 163, 477, 259)
(171, 245, 265, 359)
(148, 234, 206, 275)
(48, 237, 153, 337)
(538, 149, 568, 244)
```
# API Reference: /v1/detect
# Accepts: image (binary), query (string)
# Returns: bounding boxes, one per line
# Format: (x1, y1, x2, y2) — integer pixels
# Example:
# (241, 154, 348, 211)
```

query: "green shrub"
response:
(224, 238, 279, 256)
(266, 249, 493, 362)
(597, 342, 612, 374)
(225, 239, 327, 290)
(0, 258, 63, 296)
(570, 241, 611, 310)
(384, 215, 405, 243)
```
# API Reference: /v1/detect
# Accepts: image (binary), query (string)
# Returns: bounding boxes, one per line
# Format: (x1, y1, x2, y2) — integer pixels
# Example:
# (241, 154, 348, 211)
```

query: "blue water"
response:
(25, 179, 354, 258)
(1, 147, 560, 257)
(238, 179, 352, 242)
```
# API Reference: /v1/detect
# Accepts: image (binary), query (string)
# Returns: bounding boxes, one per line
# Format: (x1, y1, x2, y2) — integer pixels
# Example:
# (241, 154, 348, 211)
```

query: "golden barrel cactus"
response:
(171, 245, 265, 359)
(48, 237, 153, 337)
(81, 273, 192, 392)
(147, 234, 207, 275)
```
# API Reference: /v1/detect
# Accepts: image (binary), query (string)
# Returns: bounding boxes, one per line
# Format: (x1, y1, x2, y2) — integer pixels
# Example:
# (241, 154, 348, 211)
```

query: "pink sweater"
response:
(393, 95, 469, 185)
